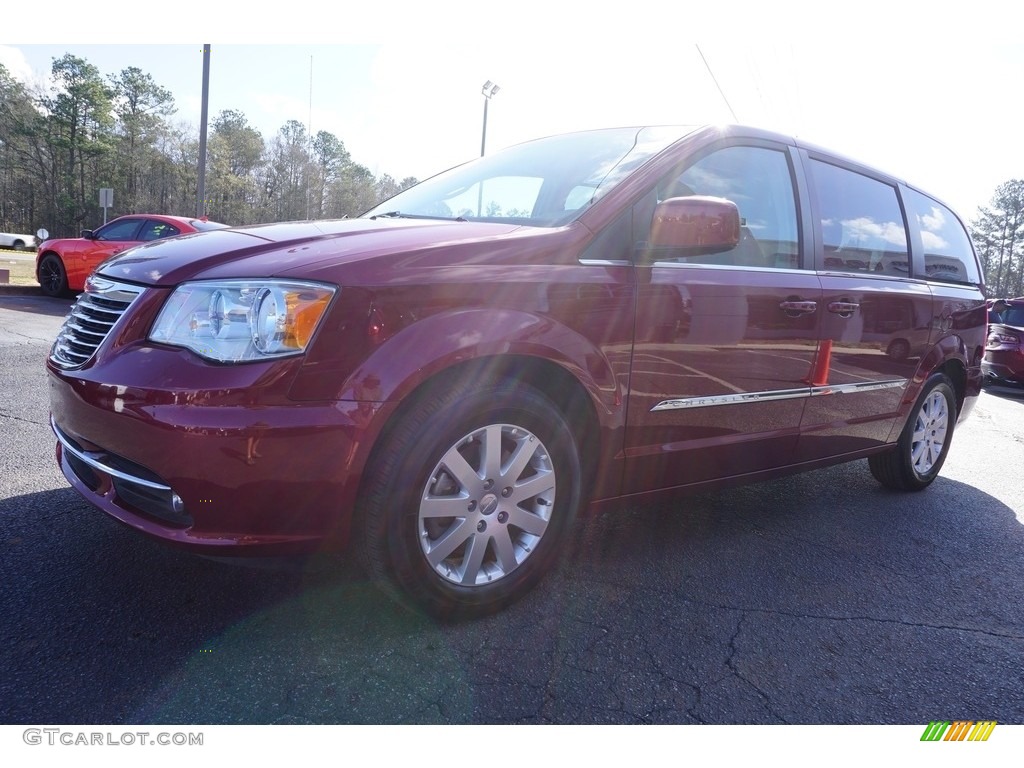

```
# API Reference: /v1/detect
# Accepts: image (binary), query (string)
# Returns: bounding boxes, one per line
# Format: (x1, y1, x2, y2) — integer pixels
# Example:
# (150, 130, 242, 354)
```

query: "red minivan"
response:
(46, 125, 987, 617)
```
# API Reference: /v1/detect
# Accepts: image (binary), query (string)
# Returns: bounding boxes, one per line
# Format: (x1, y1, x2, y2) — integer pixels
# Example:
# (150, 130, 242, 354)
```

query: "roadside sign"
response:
(99, 188, 114, 224)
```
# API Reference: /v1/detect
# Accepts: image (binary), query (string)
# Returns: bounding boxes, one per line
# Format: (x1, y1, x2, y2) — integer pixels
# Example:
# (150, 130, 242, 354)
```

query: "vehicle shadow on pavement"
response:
(2, 463, 1023, 725)
(0, 295, 74, 318)
(982, 384, 1024, 402)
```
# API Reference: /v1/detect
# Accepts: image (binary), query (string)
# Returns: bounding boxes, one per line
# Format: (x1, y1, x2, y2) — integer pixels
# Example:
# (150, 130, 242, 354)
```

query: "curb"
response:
(0, 283, 42, 296)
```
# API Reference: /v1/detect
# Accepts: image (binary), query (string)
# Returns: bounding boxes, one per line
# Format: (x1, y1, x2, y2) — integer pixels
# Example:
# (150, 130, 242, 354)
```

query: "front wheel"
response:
(868, 373, 956, 491)
(358, 377, 582, 618)
(38, 254, 69, 298)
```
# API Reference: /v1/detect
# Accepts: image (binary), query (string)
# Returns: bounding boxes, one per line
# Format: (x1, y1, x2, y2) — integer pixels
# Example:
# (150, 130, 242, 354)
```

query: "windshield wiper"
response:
(370, 211, 467, 222)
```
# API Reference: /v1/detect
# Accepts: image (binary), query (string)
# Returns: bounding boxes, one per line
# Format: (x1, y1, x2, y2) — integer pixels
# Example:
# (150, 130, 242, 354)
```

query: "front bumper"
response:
(49, 355, 393, 555)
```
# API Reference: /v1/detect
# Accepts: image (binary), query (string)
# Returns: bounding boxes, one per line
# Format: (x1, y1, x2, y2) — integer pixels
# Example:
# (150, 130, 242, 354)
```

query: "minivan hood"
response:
(97, 218, 525, 287)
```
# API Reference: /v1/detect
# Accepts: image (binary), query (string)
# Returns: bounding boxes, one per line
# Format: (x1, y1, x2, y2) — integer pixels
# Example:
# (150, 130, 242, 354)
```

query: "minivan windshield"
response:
(363, 126, 692, 227)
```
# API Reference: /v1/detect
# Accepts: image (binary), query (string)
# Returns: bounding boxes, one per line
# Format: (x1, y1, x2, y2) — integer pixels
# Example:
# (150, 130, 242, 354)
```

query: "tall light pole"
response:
(480, 80, 500, 157)
(197, 44, 211, 219)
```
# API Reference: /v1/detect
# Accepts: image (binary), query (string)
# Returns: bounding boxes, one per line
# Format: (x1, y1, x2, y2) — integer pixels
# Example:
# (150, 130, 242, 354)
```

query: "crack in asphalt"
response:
(724, 613, 790, 724)
(1, 329, 53, 343)
(686, 597, 1024, 641)
(0, 410, 48, 426)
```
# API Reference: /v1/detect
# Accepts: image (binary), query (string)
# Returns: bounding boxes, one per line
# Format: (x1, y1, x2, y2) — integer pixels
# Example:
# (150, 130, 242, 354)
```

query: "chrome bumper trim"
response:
(51, 417, 172, 492)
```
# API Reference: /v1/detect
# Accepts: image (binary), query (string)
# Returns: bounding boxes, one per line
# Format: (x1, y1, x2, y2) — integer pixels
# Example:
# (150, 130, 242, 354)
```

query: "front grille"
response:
(50, 277, 143, 369)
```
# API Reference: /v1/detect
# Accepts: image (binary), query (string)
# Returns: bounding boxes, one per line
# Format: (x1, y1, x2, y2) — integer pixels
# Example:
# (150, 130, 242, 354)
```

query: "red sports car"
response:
(36, 214, 228, 297)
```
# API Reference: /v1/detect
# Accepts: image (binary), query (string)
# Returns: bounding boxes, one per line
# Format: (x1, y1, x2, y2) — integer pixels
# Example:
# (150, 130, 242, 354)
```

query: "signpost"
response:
(99, 188, 114, 225)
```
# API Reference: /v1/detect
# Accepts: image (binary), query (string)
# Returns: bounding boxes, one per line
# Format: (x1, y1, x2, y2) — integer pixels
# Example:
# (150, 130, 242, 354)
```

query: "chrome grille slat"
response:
(65, 321, 109, 338)
(49, 277, 143, 369)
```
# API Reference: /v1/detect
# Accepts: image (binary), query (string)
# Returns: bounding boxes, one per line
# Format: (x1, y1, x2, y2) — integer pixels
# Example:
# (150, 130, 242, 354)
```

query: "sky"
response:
(3, 2, 1024, 223)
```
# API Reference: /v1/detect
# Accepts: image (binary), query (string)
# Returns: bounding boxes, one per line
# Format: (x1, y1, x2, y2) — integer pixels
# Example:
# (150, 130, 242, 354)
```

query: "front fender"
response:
(309, 307, 625, 415)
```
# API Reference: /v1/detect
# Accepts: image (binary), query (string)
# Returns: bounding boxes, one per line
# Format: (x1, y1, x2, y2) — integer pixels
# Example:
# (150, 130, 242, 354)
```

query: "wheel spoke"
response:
(439, 443, 481, 491)
(420, 494, 469, 518)
(425, 517, 474, 567)
(502, 435, 539, 482)
(506, 506, 549, 537)
(910, 440, 926, 467)
(491, 526, 518, 573)
(458, 532, 489, 585)
(510, 471, 555, 505)
(482, 424, 504, 481)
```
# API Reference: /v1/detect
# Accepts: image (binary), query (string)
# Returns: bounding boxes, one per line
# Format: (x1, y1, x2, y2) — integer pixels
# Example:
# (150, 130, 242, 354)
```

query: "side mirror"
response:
(81, 229, 95, 240)
(642, 195, 741, 261)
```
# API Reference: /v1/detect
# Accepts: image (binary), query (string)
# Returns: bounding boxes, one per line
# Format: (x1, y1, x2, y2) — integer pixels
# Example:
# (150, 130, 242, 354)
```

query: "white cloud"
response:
(0, 45, 33, 82)
(842, 217, 908, 248)
(922, 231, 949, 251)
(920, 205, 946, 232)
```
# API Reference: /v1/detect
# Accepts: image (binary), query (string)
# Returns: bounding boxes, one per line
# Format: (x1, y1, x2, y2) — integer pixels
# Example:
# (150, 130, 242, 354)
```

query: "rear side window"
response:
(903, 188, 981, 285)
(810, 159, 909, 276)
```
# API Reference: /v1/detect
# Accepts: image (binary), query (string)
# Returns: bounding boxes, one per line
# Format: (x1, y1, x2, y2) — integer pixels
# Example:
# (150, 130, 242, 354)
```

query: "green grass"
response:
(0, 248, 39, 286)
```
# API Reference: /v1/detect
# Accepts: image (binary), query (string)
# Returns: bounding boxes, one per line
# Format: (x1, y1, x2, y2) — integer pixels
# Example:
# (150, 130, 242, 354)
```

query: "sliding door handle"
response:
(828, 301, 860, 317)
(779, 300, 817, 315)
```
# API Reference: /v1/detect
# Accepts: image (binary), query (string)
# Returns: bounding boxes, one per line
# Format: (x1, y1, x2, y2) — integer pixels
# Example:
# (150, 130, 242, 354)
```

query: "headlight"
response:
(149, 280, 336, 362)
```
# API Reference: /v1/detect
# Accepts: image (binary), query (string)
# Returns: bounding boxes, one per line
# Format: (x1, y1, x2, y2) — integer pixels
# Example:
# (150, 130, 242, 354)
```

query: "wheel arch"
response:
(36, 249, 63, 279)
(937, 356, 967, 416)
(360, 353, 606, 510)
(36, 250, 71, 296)
(889, 335, 970, 443)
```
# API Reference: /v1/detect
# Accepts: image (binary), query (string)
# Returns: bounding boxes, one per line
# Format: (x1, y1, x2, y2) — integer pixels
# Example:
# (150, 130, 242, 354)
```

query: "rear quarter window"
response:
(903, 188, 981, 285)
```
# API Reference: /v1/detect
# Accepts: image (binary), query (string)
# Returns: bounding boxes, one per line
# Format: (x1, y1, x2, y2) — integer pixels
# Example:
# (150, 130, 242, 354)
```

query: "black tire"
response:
(12, 239, 26, 251)
(38, 253, 69, 298)
(869, 373, 956, 491)
(357, 377, 582, 619)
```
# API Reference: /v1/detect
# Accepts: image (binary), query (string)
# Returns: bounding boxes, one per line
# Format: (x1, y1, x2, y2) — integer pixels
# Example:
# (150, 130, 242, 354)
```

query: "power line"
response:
(696, 44, 738, 123)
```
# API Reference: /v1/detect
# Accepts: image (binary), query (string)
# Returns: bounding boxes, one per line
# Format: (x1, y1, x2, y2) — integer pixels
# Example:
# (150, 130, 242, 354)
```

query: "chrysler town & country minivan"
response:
(47, 125, 987, 617)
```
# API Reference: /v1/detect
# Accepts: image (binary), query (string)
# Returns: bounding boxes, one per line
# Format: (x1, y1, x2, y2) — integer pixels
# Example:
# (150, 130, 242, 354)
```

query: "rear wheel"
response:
(358, 377, 582, 618)
(869, 373, 956, 491)
(38, 254, 69, 298)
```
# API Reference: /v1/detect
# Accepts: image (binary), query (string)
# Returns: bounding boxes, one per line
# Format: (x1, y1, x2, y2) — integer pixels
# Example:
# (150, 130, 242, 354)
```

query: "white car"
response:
(0, 231, 37, 251)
